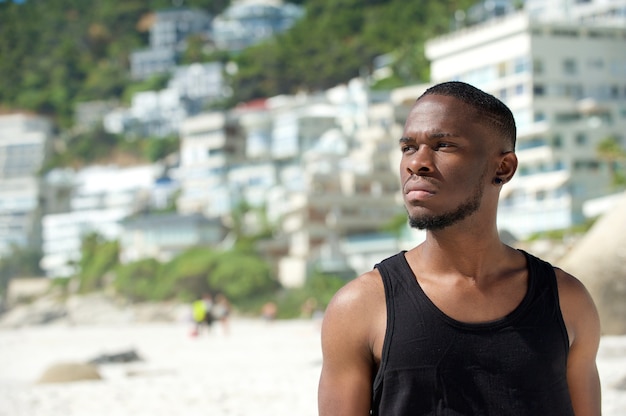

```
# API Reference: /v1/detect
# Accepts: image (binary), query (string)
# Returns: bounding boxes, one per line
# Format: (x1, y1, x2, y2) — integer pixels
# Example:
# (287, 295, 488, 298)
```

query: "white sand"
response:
(0, 319, 624, 416)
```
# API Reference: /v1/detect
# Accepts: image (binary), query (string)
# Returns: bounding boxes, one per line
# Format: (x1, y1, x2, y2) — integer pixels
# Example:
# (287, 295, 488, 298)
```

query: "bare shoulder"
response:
(323, 269, 386, 332)
(326, 269, 385, 315)
(321, 269, 386, 354)
(553, 267, 601, 344)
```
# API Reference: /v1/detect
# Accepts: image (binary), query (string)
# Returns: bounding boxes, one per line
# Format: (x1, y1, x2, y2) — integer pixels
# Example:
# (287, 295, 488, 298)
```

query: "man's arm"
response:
(318, 271, 384, 416)
(556, 268, 602, 416)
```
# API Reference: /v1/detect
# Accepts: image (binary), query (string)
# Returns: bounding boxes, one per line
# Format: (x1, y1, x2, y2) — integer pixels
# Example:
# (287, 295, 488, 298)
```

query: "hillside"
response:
(0, 0, 475, 128)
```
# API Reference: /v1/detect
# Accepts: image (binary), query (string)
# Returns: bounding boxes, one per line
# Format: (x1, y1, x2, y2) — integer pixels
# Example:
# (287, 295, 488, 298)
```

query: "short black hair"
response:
(418, 81, 517, 151)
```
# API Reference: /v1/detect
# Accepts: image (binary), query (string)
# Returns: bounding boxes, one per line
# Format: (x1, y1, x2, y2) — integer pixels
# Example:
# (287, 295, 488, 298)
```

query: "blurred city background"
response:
(0, 0, 625, 331)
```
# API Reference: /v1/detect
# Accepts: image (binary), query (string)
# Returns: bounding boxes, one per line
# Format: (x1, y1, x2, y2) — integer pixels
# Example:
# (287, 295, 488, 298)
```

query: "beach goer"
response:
(318, 81, 601, 415)
(212, 293, 232, 335)
(261, 301, 277, 322)
(191, 292, 214, 336)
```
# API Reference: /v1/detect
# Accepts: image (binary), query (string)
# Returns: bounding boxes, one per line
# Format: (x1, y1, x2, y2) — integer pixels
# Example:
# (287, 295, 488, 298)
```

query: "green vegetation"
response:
(0, 244, 45, 301)
(0, 0, 475, 128)
(74, 232, 343, 317)
(525, 217, 598, 242)
(41, 127, 179, 173)
(597, 136, 626, 187)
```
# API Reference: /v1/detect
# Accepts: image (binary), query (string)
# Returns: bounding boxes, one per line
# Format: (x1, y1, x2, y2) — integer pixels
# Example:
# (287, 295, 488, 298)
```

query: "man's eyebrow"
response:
(428, 131, 458, 139)
(399, 132, 459, 144)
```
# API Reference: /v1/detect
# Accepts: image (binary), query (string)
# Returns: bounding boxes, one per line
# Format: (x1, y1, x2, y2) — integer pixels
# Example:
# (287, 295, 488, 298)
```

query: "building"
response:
(212, 0, 304, 51)
(40, 165, 162, 278)
(119, 212, 225, 264)
(175, 112, 246, 217)
(131, 8, 212, 80)
(0, 113, 52, 258)
(104, 62, 226, 138)
(425, 0, 626, 238)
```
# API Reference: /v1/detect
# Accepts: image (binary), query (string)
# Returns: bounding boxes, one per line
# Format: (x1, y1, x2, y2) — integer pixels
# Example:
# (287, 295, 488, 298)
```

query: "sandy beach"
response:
(0, 318, 625, 416)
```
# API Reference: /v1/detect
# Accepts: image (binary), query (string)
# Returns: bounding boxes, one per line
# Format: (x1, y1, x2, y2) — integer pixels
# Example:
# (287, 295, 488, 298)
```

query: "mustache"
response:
(402, 174, 438, 189)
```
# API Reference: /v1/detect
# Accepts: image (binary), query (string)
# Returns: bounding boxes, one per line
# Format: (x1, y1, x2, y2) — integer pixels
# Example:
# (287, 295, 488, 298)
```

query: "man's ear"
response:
(495, 151, 517, 183)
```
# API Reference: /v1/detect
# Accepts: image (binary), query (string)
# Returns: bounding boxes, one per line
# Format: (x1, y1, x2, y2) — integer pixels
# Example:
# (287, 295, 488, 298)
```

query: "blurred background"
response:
(0, 0, 625, 330)
(1, 1, 626, 415)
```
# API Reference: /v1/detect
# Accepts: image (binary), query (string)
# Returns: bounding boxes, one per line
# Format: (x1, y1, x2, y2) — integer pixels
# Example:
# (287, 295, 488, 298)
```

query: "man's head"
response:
(418, 81, 517, 152)
(400, 81, 518, 231)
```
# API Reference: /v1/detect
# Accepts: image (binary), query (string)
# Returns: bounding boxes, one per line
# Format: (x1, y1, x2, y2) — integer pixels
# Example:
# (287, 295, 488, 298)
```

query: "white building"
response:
(103, 62, 226, 138)
(40, 165, 161, 278)
(425, 1, 626, 238)
(131, 8, 212, 80)
(0, 113, 52, 257)
(175, 112, 246, 217)
(212, 0, 304, 52)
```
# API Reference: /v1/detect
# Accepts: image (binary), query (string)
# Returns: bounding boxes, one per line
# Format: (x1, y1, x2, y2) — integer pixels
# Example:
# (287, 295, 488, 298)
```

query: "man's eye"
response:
(435, 142, 453, 150)
(402, 146, 416, 153)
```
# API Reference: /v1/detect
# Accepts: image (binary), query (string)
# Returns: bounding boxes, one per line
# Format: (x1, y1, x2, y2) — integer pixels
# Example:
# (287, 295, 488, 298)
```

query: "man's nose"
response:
(406, 146, 434, 175)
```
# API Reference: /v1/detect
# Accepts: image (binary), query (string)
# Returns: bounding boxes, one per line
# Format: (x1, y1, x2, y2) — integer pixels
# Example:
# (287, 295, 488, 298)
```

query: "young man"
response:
(318, 81, 601, 415)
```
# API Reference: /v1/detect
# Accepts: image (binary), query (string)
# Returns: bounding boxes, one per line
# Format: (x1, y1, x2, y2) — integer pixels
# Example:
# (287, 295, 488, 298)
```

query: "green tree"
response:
(159, 247, 221, 301)
(113, 258, 163, 301)
(0, 244, 44, 302)
(76, 233, 120, 293)
(208, 250, 278, 301)
(597, 136, 626, 187)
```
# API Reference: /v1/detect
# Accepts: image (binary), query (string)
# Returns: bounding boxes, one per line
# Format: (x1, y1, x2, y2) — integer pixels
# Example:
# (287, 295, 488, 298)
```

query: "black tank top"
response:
(371, 250, 574, 416)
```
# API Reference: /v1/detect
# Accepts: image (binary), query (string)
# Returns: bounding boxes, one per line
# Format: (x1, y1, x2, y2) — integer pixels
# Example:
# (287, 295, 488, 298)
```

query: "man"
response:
(318, 81, 601, 415)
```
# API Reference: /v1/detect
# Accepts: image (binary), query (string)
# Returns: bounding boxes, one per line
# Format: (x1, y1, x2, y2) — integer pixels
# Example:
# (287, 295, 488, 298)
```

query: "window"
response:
(533, 59, 544, 75)
(587, 58, 604, 70)
(554, 160, 565, 171)
(553, 135, 563, 148)
(575, 133, 587, 146)
(514, 57, 529, 74)
(533, 84, 545, 96)
(536, 190, 546, 201)
(498, 62, 507, 77)
(563, 58, 577, 75)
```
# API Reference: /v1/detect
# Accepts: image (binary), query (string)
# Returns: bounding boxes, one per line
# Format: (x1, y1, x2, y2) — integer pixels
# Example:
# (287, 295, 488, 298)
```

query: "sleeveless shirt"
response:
(371, 250, 574, 416)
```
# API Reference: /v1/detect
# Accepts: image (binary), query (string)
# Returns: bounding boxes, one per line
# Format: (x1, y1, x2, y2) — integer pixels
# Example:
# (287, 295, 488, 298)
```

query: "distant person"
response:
(300, 297, 318, 319)
(261, 301, 277, 322)
(318, 81, 601, 415)
(190, 292, 214, 337)
(212, 293, 232, 335)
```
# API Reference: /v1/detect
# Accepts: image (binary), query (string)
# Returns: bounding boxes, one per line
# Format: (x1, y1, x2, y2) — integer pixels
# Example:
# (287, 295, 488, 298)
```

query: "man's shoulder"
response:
(325, 269, 385, 317)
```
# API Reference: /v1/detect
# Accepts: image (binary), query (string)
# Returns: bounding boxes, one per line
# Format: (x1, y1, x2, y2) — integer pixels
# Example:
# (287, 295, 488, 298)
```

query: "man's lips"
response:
(403, 180, 437, 200)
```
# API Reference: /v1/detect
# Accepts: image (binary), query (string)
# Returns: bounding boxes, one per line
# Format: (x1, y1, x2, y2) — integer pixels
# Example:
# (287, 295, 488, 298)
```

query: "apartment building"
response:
(425, 0, 626, 238)
(131, 8, 212, 80)
(40, 165, 162, 278)
(212, 0, 304, 52)
(175, 112, 247, 217)
(0, 113, 52, 258)
(119, 212, 224, 264)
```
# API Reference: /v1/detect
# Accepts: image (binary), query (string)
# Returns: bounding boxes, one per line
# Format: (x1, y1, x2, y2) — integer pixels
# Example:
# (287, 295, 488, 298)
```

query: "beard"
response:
(408, 175, 485, 231)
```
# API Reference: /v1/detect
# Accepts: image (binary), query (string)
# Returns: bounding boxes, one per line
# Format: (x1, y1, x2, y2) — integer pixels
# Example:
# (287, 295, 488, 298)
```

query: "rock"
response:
(88, 349, 142, 364)
(558, 191, 626, 335)
(0, 295, 67, 328)
(37, 362, 102, 384)
(65, 293, 133, 325)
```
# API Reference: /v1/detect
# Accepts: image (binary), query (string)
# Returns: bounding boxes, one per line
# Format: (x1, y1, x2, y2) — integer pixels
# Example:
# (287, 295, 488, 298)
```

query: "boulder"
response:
(558, 191, 626, 335)
(37, 362, 102, 384)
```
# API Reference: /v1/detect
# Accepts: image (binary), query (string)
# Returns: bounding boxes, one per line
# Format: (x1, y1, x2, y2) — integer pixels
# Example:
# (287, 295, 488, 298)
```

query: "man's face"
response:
(399, 94, 497, 231)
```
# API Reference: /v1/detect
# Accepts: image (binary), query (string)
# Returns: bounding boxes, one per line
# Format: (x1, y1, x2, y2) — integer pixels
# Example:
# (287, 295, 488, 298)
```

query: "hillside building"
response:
(0, 113, 52, 258)
(425, 0, 626, 238)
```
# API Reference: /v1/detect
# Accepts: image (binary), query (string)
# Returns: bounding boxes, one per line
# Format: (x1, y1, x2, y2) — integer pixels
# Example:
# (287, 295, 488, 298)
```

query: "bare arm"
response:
(318, 271, 385, 416)
(556, 268, 602, 416)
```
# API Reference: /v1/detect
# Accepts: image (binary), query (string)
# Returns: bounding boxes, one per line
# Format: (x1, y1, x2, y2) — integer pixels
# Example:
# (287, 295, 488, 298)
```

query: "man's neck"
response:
(410, 225, 513, 283)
